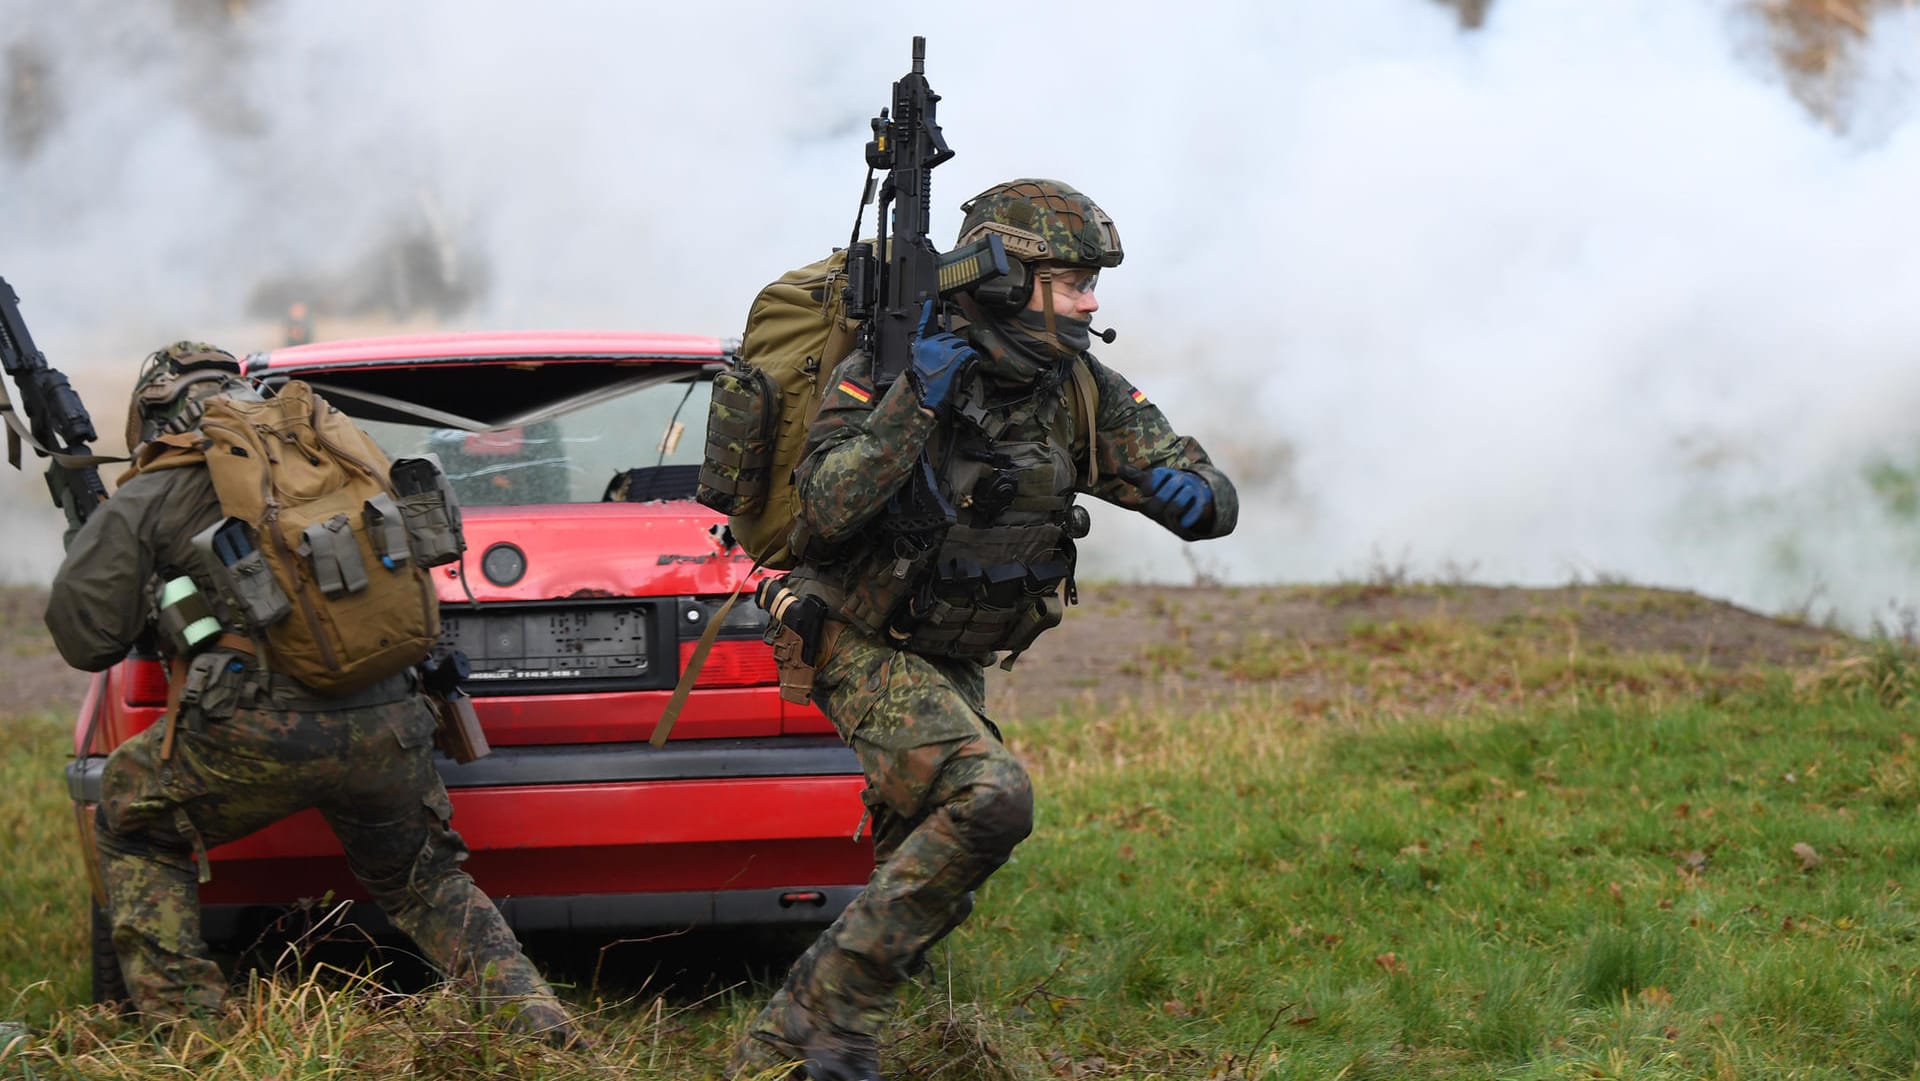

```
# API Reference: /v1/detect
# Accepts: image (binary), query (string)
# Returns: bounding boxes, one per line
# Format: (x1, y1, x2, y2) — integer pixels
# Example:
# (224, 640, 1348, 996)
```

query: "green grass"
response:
(982, 681, 1920, 1079)
(8, 643, 1920, 1077)
(1, 712, 90, 1023)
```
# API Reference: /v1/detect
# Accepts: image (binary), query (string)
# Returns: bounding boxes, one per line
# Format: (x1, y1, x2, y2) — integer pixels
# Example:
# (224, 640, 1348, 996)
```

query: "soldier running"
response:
(732, 181, 1239, 1080)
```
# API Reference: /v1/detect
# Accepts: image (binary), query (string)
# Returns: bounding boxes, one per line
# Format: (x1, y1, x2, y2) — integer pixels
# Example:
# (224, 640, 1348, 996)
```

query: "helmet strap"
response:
(1036, 267, 1061, 350)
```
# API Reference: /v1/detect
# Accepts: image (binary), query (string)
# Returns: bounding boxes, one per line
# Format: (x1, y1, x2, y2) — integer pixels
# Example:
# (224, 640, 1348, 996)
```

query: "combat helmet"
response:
(956, 179, 1122, 360)
(956, 178, 1123, 271)
(124, 340, 243, 451)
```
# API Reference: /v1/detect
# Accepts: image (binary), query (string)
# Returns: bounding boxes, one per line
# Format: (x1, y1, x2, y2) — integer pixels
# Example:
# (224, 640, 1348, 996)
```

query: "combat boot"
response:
(503, 998, 594, 1052)
(799, 1041, 881, 1081)
(731, 1033, 879, 1081)
(730, 988, 882, 1080)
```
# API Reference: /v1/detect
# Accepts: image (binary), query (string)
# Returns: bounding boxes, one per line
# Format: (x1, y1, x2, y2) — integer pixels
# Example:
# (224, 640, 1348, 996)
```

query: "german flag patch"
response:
(836, 379, 873, 404)
(1130, 387, 1148, 405)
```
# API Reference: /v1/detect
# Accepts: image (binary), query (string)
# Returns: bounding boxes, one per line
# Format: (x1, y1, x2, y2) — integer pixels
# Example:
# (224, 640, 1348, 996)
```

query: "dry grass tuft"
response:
(1795, 635, 1920, 707)
(2, 966, 659, 1080)
(886, 997, 1026, 1081)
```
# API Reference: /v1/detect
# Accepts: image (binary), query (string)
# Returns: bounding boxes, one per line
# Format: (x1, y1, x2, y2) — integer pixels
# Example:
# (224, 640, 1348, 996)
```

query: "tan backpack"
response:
(133, 381, 453, 693)
(696, 248, 861, 569)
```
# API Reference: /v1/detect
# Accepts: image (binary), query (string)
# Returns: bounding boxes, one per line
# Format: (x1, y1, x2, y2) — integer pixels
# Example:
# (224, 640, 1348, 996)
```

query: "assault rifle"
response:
(843, 36, 1012, 389)
(841, 37, 1035, 640)
(0, 277, 111, 543)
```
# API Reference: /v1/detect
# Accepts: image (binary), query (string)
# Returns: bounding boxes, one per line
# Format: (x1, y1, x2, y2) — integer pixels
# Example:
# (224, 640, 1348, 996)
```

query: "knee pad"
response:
(93, 805, 173, 862)
(945, 757, 1034, 856)
(353, 796, 469, 915)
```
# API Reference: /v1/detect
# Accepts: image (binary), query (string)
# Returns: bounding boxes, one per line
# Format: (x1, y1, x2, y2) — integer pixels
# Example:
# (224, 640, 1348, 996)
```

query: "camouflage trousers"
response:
(93, 683, 569, 1037)
(736, 626, 1035, 1076)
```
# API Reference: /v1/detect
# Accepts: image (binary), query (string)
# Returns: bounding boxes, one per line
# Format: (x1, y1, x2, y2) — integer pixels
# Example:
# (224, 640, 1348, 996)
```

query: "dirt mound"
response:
(1, 583, 1854, 723)
(0, 586, 87, 718)
(989, 582, 1851, 721)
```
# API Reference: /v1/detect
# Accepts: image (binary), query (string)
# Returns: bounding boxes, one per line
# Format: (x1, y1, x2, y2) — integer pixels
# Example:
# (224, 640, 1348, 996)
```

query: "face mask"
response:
(1009, 308, 1092, 358)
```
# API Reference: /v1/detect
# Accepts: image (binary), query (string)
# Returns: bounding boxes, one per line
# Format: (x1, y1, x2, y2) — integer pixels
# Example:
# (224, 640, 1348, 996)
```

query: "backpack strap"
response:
(114, 432, 209, 485)
(1068, 355, 1099, 487)
(785, 334, 859, 564)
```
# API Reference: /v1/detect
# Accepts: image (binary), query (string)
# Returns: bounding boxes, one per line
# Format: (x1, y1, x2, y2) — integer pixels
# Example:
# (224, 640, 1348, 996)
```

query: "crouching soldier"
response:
(46, 342, 582, 1046)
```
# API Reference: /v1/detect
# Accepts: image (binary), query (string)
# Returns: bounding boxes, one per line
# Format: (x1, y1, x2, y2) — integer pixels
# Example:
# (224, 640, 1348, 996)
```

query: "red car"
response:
(65, 330, 872, 994)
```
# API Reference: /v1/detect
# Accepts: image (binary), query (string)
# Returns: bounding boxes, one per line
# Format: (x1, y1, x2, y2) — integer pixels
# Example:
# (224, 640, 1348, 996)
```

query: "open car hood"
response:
(242, 330, 730, 431)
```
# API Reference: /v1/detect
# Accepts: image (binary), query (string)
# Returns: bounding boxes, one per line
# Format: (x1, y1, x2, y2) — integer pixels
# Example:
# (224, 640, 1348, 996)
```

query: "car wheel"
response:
(90, 904, 130, 1010)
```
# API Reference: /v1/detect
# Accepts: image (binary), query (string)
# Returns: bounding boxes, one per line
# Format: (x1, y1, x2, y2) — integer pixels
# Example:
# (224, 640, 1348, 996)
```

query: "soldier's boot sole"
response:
(731, 989, 881, 1081)
(729, 1030, 804, 1079)
(800, 1044, 883, 1081)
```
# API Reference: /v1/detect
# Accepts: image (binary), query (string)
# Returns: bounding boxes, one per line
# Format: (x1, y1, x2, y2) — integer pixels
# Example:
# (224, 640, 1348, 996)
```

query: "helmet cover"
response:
(956, 178, 1123, 270)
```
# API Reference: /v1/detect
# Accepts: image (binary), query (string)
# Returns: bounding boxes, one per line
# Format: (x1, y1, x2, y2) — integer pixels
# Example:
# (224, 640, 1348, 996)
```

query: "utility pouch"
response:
(362, 493, 411, 571)
(193, 518, 293, 630)
(390, 455, 466, 567)
(176, 650, 215, 718)
(997, 593, 1065, 671)
(840, 536, 936, 638)
(301, 514, 369, 597)
(154, 575, 221, 656)
(696, 364, 777, 515)
(184, 650, 242, 725)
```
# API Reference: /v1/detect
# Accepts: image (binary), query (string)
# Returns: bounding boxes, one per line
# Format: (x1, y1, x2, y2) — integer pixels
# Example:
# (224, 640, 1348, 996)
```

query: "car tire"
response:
(90, 904, 130, 1010)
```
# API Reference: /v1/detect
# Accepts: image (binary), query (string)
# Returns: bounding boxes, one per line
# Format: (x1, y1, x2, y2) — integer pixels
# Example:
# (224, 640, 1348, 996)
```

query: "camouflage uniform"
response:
(735, 183, 1237, 1079)
(48, 460, 573, 1039)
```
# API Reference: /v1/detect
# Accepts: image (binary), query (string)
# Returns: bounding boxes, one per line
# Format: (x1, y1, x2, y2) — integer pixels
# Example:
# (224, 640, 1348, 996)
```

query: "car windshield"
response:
(345, 371, 711, 506)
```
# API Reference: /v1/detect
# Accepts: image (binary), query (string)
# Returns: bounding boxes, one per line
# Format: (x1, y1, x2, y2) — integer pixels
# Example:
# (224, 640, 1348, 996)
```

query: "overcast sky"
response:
(3, 0, 1918, 626)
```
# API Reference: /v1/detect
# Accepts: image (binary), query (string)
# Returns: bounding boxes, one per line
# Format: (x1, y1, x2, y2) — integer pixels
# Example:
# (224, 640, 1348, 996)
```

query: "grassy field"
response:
(4, 591, 1919, 1078)
(1, 710, 92, 1022)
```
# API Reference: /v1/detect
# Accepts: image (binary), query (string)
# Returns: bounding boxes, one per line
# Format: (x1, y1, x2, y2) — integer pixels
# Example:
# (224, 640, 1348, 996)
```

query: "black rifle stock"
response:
(0, 277, 111, 542)
(845, 37, 1011, 390)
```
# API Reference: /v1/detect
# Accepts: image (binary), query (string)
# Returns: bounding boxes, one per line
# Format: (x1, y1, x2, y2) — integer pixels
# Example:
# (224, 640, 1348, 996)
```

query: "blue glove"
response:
(1144, 467, 1213, 531)
(909, 301, 977, 411)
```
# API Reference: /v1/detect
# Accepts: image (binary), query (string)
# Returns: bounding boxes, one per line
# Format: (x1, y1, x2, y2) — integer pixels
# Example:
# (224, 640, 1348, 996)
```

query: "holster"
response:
(427, 690, 490, 763)
(768, 619, 845, 705)
(757, 578, 845, 705)
(769, 624, 814, 705)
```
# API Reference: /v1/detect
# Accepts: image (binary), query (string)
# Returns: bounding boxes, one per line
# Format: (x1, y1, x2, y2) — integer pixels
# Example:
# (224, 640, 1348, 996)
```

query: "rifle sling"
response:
(0, 392, 129, 469)
(650, 555, 768, 747)
(1068, 356, 1099, 487)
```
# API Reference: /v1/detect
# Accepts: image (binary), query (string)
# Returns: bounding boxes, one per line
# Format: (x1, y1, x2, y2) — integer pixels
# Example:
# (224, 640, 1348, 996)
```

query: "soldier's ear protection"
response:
(970, 259, 1033, 318)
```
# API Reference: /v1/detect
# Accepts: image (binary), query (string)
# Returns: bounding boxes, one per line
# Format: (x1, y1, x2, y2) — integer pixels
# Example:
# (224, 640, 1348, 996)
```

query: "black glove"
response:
(908, 301, 976, 411)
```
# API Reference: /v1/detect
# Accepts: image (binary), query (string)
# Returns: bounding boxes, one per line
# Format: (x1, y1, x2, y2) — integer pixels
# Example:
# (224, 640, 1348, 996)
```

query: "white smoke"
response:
(3, 0, 1918, 626)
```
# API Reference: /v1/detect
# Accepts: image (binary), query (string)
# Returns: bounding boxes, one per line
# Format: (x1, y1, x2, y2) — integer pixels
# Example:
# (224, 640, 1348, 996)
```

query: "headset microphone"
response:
(1092, 326, 1118, 344)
